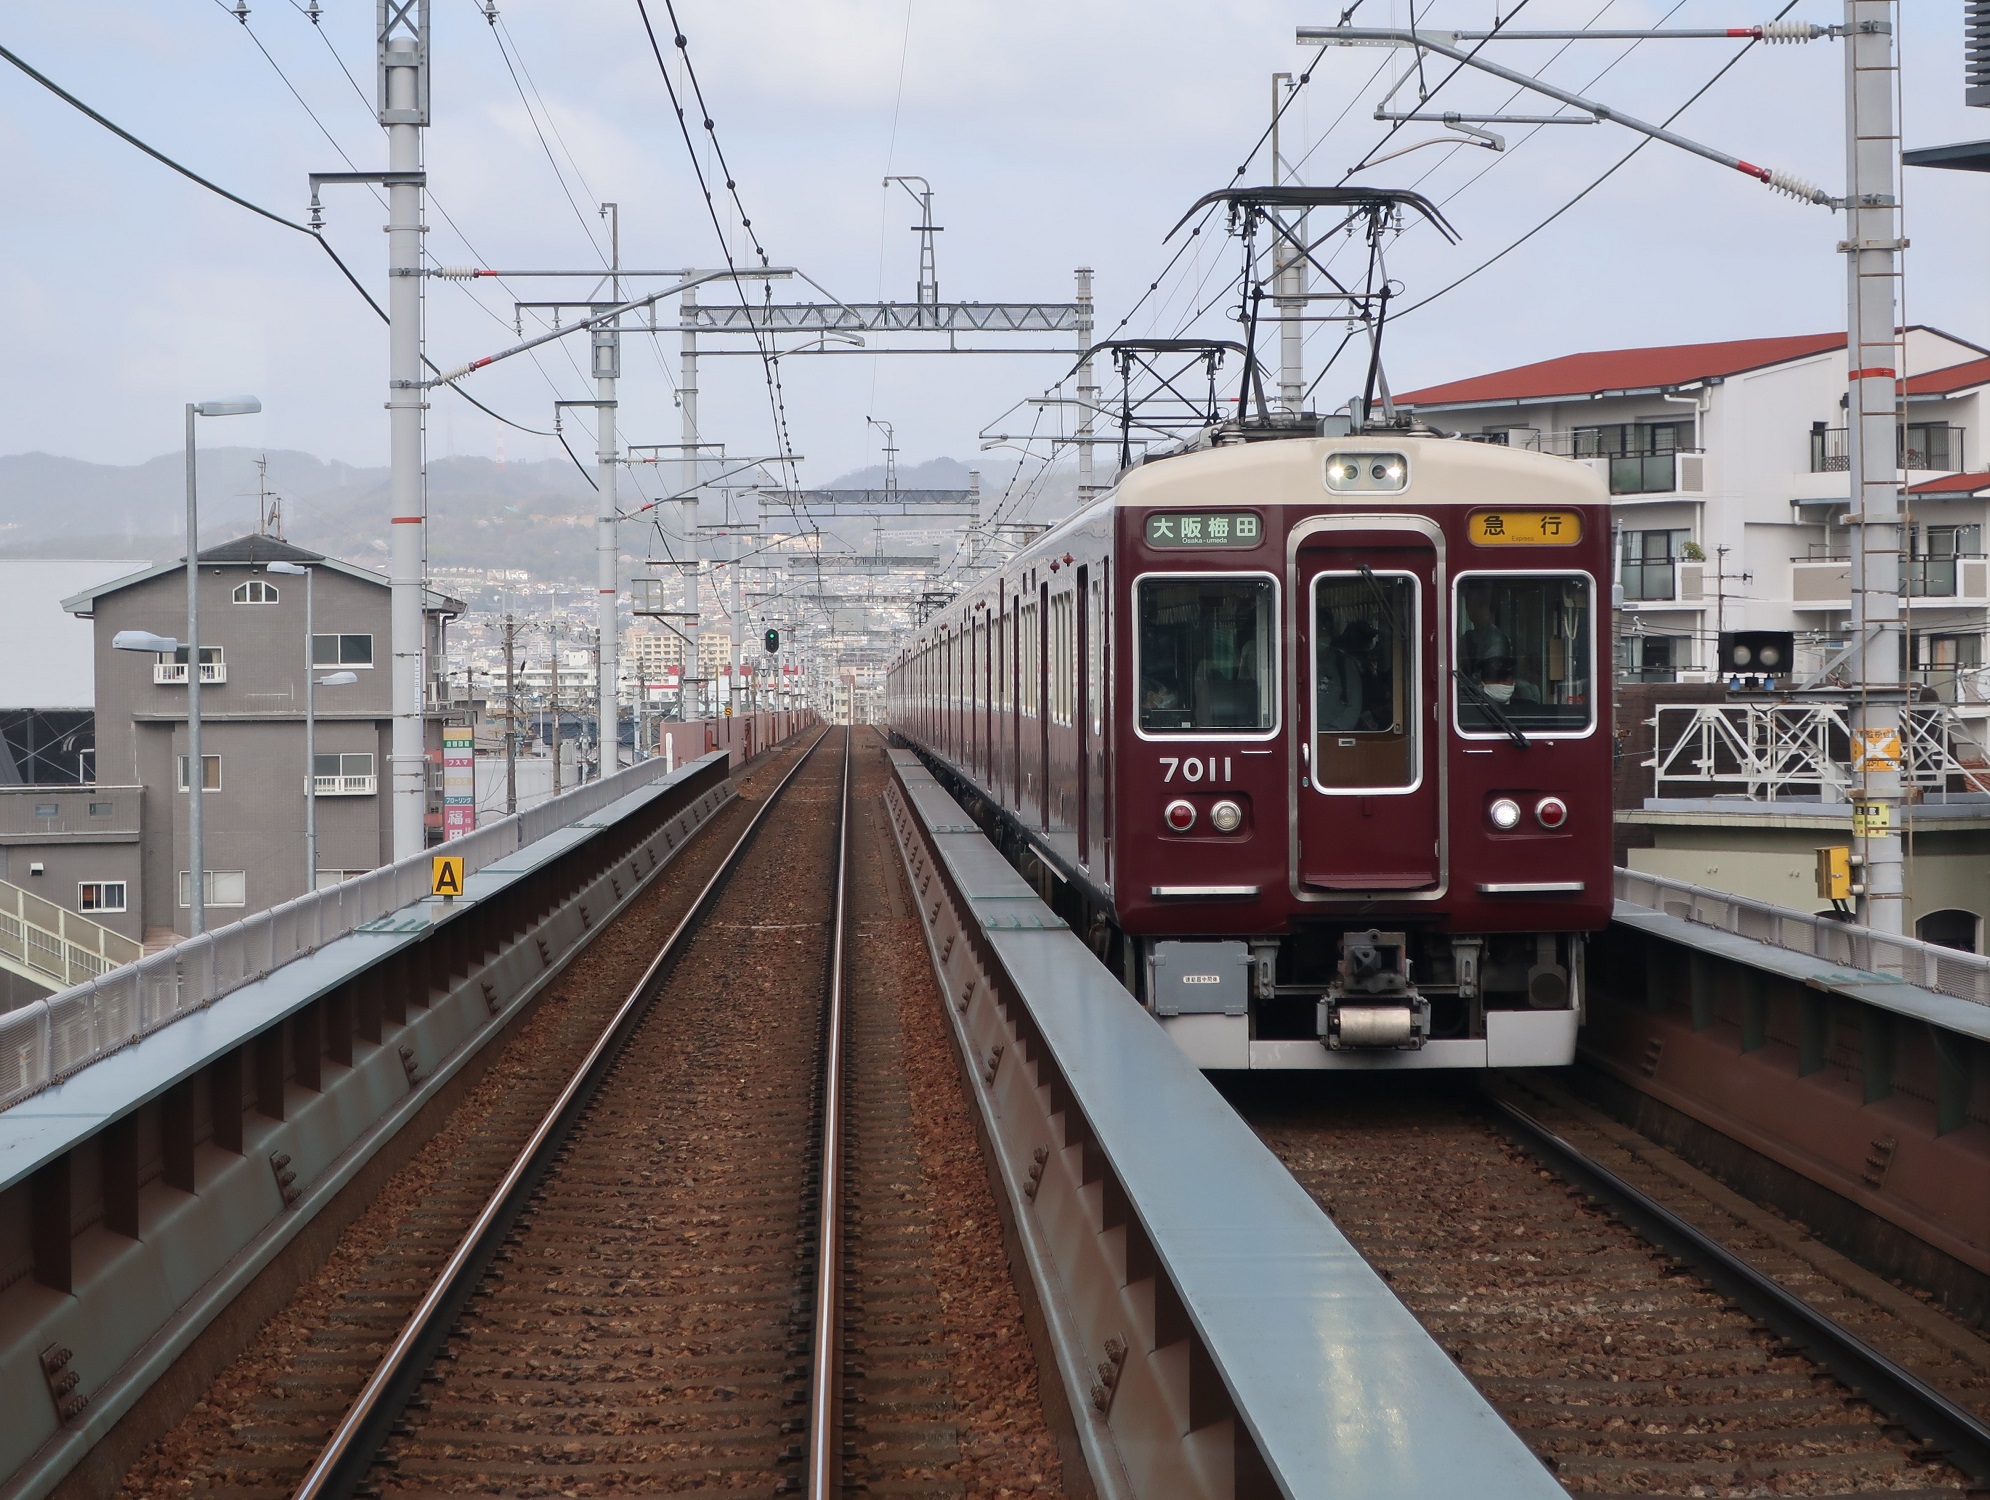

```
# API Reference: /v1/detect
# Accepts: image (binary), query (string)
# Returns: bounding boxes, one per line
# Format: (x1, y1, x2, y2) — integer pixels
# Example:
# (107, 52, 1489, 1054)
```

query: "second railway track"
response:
(1246, 1073, 1990, 1498)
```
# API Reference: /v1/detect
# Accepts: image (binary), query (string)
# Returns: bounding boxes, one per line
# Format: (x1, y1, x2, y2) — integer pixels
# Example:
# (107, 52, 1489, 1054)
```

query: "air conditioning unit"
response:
(1676, 453, 1705, 492)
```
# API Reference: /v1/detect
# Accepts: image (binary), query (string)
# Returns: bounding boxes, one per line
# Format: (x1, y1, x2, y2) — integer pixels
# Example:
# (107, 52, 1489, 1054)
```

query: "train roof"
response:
(1107, 430, 1607, 512)
(903, 433, 1605, 648)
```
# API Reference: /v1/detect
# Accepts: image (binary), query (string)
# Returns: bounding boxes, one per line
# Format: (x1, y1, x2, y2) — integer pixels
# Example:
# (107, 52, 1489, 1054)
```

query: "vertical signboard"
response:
(442, 724, 475, 840)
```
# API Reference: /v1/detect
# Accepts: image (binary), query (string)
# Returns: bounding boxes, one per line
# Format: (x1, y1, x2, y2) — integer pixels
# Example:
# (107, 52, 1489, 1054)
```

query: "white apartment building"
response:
(620, 627, 686, 707)
(1398, 328, 1990, 722)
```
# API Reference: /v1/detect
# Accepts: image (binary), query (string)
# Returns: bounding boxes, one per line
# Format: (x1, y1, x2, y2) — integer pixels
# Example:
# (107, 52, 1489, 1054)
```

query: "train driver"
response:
(1317, 620, 1373, 731)
(1460, 585, 1510, 675)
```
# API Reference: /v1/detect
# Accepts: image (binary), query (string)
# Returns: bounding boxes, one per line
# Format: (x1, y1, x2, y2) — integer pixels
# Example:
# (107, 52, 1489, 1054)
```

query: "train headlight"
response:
(1210, 799, 1243, 833)
(1488, 797, 1522, 831)
(1535, 796, 1569, 829)
(1164, 798, 1197, 832)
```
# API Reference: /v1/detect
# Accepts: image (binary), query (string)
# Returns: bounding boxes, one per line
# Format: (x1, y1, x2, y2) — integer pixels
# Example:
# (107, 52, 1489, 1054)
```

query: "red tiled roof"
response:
(1904, 355, 1990, 396)
(1396, 332, 1846, 407)
(1908, 471, 1990, 496)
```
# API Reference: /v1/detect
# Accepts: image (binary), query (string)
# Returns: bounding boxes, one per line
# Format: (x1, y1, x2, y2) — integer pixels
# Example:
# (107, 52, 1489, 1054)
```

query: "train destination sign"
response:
(1468, 510, 1583, 546)
(1145, 511, 1263, 548)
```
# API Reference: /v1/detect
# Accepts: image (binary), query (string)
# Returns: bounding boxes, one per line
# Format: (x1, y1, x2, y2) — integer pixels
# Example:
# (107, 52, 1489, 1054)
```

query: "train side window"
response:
(1135, 575, 1276, 735)
(1311, 571, 1417, 790)
(1454, 573, 1595, 736)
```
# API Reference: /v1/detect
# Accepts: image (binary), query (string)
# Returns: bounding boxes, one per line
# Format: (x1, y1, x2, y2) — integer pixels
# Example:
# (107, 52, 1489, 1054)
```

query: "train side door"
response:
(1294, 531, 1442, 890)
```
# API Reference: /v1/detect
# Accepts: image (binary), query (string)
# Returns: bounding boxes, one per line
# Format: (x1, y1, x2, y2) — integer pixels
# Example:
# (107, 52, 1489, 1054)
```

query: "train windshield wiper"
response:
(1451, 668, 1531, 749)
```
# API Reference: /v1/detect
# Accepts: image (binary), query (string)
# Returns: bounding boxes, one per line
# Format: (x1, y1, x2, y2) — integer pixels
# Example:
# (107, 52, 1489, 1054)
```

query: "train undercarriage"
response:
(906, 742, 1583, 1071)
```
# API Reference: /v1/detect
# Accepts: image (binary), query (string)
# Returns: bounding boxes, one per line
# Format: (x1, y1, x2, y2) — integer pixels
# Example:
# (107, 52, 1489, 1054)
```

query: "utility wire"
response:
(633, 0, 819, 598)
(0, 37, 574, 451)
(1388, 0, 1800, 323)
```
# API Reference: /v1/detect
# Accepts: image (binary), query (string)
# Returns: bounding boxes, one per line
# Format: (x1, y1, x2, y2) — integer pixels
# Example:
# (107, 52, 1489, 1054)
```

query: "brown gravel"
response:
(116, 736, 819, 1500)
(845, 728, 1067, 1498)
(1241, 1073, 1974, 1498)
(120, 728, 1067, 1499)
(1496, 1072, 1990, 1430)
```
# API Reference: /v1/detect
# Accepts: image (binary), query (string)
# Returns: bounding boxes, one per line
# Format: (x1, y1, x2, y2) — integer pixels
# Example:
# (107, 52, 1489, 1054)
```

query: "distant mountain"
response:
(821, 455, 981, 491)
(0, 446, 1082, 583)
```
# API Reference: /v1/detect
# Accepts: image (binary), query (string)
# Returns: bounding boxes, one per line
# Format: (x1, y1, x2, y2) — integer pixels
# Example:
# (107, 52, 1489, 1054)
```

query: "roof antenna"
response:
(255, 455, 284, 540)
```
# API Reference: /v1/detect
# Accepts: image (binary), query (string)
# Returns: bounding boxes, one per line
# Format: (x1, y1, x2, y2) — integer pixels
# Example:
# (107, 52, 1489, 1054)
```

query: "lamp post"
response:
(177, 398, 259, 934)
(269, 559, 358, 890)
(113, 398, 259, 938)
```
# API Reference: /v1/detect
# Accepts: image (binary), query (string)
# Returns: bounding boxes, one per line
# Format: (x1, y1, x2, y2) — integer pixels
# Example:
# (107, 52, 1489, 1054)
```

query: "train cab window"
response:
(1136, 576, 1276, 734)
(1454, 574, 1594, 735)
(1312, 572, 1417, 789)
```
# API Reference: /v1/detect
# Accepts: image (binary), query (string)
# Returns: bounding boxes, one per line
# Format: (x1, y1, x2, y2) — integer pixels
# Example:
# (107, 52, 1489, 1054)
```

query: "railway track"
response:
(1245, 1073, 1990, 1498)
(111, 725, 1065, 1500)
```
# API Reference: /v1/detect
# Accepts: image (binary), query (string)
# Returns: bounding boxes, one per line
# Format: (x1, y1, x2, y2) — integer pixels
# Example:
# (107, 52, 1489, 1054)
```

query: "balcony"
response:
(153, 661, 226, 685)
(313, 774, 378, 796)
(1809, 422, 1964, 474)
(1791, 557, 1851, 607)
(1607, 452, 1691, 496)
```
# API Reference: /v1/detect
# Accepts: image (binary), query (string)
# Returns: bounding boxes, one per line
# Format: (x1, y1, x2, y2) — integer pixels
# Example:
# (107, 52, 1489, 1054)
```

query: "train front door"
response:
(1293, 526, 1442, 891)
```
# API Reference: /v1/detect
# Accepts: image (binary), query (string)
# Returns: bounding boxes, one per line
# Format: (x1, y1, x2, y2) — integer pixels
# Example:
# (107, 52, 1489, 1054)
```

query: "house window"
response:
(312, 633, 374, 667)
(176, 754, 222, 792)
(78, 881, 127, 913)
(233, 579, 279, 604)
(88, 801, 113, 817)
(1626, 634, 1688, 683)
(171, 646, 223, 666)
(33, 802, 59, 818)
(178, 870, 246, 908)
(1619, 530, 1689, 603)
(313, 752, 376, 778)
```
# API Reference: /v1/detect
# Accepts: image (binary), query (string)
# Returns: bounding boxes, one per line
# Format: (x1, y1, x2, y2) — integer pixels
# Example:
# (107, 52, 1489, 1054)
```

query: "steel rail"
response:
(806, 730, 853, 1499)
(1486, 1095, 1990, 1484)
(288, 726, 833, 1500)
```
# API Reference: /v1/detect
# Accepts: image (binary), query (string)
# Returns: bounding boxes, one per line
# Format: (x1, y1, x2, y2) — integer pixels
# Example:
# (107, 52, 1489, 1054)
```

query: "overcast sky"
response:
(3, 1, 1986, 496)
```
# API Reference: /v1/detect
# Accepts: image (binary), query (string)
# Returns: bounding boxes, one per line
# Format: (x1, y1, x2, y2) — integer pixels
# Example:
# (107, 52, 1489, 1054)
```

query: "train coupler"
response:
(1320, 929, 1429, 1050)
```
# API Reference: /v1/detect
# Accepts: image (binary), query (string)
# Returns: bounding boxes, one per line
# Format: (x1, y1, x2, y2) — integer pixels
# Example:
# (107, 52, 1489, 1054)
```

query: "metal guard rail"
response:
(0, 712, 804, 1113)
(885, 749, 1561, 1500)
(1614, 867, 1990, 1005)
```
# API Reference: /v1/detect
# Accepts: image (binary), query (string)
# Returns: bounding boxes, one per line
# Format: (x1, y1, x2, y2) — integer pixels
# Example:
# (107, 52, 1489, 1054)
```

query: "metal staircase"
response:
(0, 880, 143, 994)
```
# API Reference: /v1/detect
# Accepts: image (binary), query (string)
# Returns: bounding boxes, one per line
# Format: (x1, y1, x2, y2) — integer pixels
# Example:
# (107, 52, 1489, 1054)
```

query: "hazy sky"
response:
(3, 1, 1986, 496)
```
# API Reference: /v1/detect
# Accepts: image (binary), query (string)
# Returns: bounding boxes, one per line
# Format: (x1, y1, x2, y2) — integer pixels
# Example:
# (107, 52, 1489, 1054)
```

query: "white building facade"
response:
(1398, 328, 1990, 721)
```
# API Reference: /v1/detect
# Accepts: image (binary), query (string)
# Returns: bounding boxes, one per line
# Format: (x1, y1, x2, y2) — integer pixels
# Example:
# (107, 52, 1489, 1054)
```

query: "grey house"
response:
(63, 536, 464, 943)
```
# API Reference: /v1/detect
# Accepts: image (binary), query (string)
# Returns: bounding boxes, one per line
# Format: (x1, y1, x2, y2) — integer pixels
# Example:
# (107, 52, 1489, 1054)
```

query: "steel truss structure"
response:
(1651, 702, 1990, 800)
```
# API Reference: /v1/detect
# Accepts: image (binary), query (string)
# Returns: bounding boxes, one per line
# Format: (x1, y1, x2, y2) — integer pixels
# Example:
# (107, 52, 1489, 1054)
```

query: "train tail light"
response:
(1535, 796, 1568, 829)
(1164, 799, 1197, 832)
(1210, 799, 1243, 833)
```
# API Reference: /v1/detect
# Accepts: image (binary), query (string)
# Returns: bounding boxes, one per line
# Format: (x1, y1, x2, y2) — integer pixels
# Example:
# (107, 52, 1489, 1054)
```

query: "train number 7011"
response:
(1160, 756, 1233, 784)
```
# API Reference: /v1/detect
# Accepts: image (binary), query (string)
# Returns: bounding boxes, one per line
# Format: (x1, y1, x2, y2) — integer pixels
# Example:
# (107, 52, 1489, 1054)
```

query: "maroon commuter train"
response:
(886, 430, 1611, 1069)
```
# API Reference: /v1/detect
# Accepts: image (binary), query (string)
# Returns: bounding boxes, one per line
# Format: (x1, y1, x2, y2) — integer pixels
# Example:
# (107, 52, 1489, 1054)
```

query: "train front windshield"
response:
(1138, 577, 1275, 732)
(1455, 574, 1593, 733)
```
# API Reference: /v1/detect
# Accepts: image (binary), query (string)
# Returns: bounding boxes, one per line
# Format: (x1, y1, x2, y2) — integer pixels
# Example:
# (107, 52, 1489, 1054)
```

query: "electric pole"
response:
(680, 280, 701, 617)
(1844, 0, 1905, 933)
(595, 202, 622, 782)
(1272, 72, 1305, 411)
(1076, 267, 1099, 503)
(549, 617, 562, 798)
(381, 0, 430, 860)
(503, 611, 517, 815)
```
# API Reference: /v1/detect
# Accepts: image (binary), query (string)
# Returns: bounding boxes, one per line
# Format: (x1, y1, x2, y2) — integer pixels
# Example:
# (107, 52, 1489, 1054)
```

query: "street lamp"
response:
(269, 559, 358, 889)
(165, 396, 261, 936)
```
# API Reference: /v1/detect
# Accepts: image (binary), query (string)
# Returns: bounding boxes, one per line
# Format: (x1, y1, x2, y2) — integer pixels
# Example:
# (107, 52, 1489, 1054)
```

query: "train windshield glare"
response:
(1137, 577, 1275, 732)
(1455, 574, 1593, 734)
